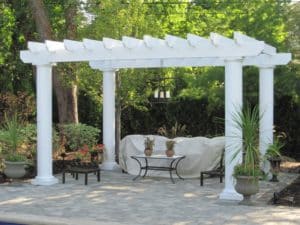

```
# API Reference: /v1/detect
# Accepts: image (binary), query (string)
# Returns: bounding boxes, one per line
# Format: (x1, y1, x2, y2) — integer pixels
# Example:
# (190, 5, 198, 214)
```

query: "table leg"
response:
(132, 157, 143, 181)
(85, 173, 88, 185)
(169, 169, 175, 184)
(172, 157, 185, 180)
(62, 171, 65, 184)
(97, 170, 100, 182)
(142, 158, 148, 178)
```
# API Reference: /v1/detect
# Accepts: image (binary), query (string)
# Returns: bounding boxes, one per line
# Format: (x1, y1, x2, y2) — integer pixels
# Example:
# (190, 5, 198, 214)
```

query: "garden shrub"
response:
(20, 124, 60, 159)
(59, 123, 100, 151)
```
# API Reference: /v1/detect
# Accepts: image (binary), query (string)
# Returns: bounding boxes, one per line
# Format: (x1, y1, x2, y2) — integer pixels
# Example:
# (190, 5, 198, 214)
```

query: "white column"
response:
(101, 69, 119, 170)
(32, 64, 58, 185)
(219, 58, 243, 201)
(259, 66, 274, 175)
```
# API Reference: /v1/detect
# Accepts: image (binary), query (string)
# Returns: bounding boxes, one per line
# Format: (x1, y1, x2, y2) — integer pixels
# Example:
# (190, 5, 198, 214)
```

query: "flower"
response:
(93, 144, 105, 153)
(74, 144, 90, 161)
(73, 144, 105, 162)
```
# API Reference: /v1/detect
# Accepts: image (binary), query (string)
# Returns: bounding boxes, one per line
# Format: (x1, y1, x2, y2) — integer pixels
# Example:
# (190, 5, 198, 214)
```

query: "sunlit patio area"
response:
(0, 171, 299, 225)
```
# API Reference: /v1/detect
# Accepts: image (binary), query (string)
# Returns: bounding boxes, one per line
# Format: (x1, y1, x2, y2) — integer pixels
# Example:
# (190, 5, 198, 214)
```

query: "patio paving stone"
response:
(0, 171, 299, 225)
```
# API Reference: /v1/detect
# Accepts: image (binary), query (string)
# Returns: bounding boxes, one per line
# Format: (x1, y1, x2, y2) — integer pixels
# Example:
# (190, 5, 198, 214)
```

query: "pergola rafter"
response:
(21, 32, 279, 65)
(20, 32, 291, 201)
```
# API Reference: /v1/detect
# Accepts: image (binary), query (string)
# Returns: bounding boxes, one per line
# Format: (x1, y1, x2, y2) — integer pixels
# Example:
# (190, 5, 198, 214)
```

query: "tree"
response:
(28, 0, 80, 123)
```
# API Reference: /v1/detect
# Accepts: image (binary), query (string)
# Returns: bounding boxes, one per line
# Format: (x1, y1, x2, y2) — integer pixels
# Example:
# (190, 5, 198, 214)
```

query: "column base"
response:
(31, 176, 59, 186)
(100, 161, 121, 171)
(219, 188, 243, 201)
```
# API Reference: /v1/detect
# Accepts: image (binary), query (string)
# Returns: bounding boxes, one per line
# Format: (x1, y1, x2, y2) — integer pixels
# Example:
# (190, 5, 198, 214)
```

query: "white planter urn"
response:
(4, 161, 27, 179)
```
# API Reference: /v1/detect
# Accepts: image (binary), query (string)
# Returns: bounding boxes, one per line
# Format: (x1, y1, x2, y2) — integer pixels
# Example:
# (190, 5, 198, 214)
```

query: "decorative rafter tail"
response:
(45, 40, 65, 52)
(83, 39, 104, 51)
(102, 38, 123, 50)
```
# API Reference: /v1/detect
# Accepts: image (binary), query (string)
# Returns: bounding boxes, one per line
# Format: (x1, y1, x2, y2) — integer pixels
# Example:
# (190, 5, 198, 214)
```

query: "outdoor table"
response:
(130, 154, 185, 183)
(62, 161, 101, 185)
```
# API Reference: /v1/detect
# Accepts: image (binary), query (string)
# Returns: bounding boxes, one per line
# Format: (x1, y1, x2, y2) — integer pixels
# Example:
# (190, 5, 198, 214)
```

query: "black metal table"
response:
(131, 154, 185, 183)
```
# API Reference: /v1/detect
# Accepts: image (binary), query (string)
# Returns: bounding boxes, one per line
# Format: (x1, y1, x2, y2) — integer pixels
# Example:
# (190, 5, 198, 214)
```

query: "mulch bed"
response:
(272, 175, 300, 207)
(271, 161, 300, 207)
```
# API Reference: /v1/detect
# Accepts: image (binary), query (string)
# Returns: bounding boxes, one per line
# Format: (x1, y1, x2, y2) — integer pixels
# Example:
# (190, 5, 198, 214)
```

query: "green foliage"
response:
(19, 124, 60, 158)
(233, 164, 262, 177)
(59, 123, 100, 151)
(232, 105, 261, 178)
(0, 92, 36, 125)
(265, 135, 285, 159)
(0, 114, 26, 162)
(0, 1, 35, 93)
(0, 3, 15, 65)
(0, 114, 24, 153)
(5, 153, 27, 162)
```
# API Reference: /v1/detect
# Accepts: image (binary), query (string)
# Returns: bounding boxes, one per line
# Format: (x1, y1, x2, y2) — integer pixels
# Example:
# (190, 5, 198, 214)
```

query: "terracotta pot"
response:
(235, 175, 259, 205)
(165, 149, 175, 157)
(144, 148, 153, 156)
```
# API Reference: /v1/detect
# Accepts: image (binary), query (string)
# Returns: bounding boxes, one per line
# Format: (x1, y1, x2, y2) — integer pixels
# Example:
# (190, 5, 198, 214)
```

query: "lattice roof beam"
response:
(21, 33, 267, 65)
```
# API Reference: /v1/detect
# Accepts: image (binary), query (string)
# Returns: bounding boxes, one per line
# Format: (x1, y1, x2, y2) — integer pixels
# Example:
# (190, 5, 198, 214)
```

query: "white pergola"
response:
(21, 32, 291, 200)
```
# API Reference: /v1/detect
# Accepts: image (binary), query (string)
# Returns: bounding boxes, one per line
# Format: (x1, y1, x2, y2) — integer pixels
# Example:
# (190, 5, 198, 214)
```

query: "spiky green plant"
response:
(0, 114, 25, 161)
(232, 104, 262, 177)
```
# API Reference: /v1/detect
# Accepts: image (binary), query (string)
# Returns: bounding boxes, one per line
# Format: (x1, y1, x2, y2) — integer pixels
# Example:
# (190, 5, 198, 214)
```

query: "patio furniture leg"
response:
(200, 172, 204, 186)
(131, 156, 143, 181)
(169, 169, 175, 184)
(62, 171, 65, 184)
(85, 173, 88, 185)
(97, 170, 100, 182)
(142, 158, 149, 178)
(220, 174, 223, 183)
(173, 157, 185, 180)
(76, 173, 78, 180)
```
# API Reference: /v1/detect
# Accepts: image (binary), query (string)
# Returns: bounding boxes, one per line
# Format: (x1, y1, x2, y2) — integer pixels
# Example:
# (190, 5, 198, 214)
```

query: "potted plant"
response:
(0, 114, 27, 179)
(165, 140, 176, 157)
(265, 135, 285, 182)
(144, 137, 154, 156)
(232, 105, 262, 205)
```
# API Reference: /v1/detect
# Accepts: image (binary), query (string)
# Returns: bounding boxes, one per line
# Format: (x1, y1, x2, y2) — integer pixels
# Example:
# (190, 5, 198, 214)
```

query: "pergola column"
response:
(259, 66, 274, 174)
(220, 58, 243, 201)
(32, 64, 58, 186)
(101, 69, 118, 170)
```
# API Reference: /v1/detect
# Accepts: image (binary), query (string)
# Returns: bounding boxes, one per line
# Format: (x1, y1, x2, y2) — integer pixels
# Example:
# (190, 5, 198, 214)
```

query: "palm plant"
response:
(0, 114, 26, 162)
(232, 104, 261, 177)
(231, 104, 262, 205)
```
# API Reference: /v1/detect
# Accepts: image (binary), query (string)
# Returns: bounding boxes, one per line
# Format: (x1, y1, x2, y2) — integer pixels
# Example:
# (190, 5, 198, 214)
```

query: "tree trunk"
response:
(28, 0, 78, 124)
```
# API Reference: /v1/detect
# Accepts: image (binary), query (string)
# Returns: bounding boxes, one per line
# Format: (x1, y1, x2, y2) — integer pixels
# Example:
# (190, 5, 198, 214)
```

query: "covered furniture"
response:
(119, 135, 225, 178)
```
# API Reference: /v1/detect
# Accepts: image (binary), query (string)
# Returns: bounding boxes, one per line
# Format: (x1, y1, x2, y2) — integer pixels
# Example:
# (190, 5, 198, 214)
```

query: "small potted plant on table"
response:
(144, 137, 154, 156)
(165, 140, 176, 157)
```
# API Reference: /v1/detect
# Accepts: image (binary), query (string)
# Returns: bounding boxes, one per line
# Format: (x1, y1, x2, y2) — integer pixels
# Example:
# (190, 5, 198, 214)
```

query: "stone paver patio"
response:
(0, 171, 299, 225)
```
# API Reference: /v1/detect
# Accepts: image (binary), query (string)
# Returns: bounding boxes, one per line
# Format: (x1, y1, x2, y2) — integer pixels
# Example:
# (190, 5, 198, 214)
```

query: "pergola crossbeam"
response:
(89, 53, 291, 69)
